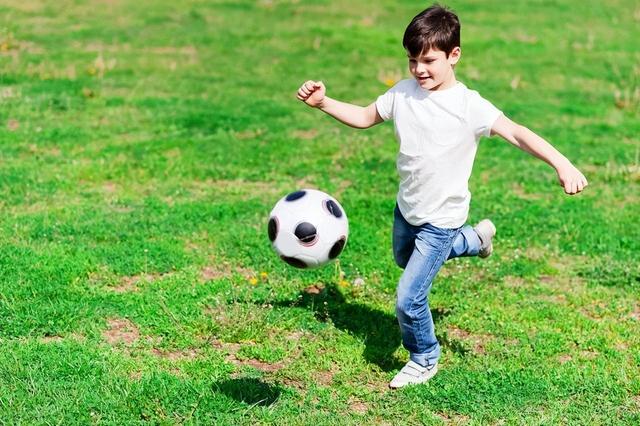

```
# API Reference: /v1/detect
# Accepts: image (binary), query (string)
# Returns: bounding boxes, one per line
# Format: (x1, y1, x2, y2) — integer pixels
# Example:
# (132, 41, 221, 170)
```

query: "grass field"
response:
(0, 0, 638, 424)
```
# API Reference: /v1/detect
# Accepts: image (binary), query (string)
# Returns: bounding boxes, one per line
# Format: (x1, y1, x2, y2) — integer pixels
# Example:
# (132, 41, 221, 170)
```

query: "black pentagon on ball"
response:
(285, 190, 306, 202)
(324, 199, 343, 218)
(329, 236, 347, 259)
(267, 217, 278, 242)
(281, 255, 307, 269)
(294, 222, 317, 244)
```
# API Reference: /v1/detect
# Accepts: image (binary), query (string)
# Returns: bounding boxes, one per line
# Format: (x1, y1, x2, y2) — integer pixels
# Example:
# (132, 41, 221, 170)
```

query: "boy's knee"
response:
(396, 294, 417, 318)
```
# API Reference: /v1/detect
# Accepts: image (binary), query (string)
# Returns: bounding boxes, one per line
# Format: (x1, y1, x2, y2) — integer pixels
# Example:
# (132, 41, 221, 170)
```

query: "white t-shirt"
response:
(376, 79, 502, 228)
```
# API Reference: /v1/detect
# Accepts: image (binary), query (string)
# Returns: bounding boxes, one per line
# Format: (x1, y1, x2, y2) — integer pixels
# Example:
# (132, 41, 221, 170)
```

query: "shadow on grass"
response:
(213, 377, 282, 406)
(269, 283, 452, 372)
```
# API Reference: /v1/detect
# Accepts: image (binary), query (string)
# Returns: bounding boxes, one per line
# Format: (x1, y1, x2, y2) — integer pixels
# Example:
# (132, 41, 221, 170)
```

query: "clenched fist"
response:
(296, 80, 326, 108)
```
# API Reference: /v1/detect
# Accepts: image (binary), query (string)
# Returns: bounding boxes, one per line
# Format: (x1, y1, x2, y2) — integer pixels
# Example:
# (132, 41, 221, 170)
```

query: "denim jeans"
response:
(392, 204, 481, 367)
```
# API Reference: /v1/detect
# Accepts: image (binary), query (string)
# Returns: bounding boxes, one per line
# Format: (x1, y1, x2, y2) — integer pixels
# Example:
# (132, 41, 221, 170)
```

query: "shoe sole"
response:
(475, 220, 496, 258)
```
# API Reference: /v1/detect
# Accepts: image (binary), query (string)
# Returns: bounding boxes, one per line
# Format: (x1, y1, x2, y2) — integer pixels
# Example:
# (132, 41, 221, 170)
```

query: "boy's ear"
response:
(448, 47, 461, 65)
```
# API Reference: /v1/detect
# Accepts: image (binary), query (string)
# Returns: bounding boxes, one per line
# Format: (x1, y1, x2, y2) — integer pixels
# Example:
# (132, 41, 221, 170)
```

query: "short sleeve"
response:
(467, 91, 502, 138)
(375, 84, 398, 121)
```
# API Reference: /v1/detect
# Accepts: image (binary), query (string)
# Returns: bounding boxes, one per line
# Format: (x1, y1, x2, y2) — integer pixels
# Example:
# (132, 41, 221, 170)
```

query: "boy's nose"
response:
(416, 63, 427, 74)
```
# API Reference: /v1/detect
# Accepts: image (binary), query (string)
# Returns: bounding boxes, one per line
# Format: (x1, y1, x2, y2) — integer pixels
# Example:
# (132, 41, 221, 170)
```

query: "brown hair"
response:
(403, 4, 460, 58)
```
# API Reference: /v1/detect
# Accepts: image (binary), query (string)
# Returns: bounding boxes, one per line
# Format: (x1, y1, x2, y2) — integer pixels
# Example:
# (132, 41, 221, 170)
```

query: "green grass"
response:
(0, 0, 638, 424)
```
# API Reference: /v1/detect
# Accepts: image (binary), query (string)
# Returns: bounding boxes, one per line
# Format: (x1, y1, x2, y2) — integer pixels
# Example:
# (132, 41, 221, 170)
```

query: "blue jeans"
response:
(392, 205, 481, 367)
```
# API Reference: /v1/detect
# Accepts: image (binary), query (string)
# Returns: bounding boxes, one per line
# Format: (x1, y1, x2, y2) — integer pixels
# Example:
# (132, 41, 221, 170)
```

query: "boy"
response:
(296, 4, 587, 389)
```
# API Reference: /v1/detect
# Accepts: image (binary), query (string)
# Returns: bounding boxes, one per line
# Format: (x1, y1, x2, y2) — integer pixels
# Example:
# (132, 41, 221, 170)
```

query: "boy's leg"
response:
(395, 223, 461, 368)
(447, 220, 496, 260)
(447, 225, 481, 259)
(392, 204, 415, 269)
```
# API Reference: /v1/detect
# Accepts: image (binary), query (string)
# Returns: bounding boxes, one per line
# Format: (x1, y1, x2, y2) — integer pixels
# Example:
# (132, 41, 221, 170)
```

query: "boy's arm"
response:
(296, 80, 383, 129)
(490, 115, 588, 195)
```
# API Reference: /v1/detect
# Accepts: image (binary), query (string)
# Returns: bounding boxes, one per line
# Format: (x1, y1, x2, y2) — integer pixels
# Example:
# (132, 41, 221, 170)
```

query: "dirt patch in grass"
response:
(436, 412, 471, 424)
(103, 318, 140, 346)
(316, 371, 334, 386)
(537, 293, 568, 304)
(580, 301, 608, 321)
(503, 275, 528, 288)
(511, 182, 544, 201)
(579, 350, 599, 360)
(280, 376, 306, 391)
(151, 348, 198, 361)
(558, 354, 573, 364)
(285, 331, 306, 341)
(39, 334, 86, 344)
(103, 181, 118, 193)
(201, 265, 228, 281)
(211, 339, 243, 354)
(89, 267, 174, 293)
(630, 305, 640, 321)
(242, 358, 285, 373)
(114, 274, 155, 292)
(200, 262, 256, 282)
(222, 347, 285, 373)
(348, 398, 368, 415)
(39, 336, 64, 343)
(446, 326, 493, 355)
(110, 272, 173, 293)
(291, 129, 318, 140)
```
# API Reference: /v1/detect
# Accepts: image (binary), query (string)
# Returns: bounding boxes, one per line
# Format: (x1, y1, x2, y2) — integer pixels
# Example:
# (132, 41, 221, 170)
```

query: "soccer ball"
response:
(268, 189, 348, 269)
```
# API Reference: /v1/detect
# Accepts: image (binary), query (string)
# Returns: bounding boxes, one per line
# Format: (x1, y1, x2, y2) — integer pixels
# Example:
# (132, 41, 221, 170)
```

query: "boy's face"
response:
(407, 47, 460, 91)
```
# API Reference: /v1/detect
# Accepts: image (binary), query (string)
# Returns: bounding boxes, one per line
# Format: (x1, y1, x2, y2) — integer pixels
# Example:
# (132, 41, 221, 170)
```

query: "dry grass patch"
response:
(630, 305, 640, 321)
(39, 336, 64, 344)
(200, 262, 256, 282)
(510, 182, 545, 201)
(316, 370, 334, 386)
(103, 318, 141, 346)
(502, 275, 528, 288)
(348, 397, 369, 415)
(446, 326, 493, 355)
(151, 348, 198, 361)
(215, 340, 285, 373)
(291, 129, 318, 140)
(435, 412, 471, 425)
(557, 354, 573, 364)
(109, 272, 173, 293)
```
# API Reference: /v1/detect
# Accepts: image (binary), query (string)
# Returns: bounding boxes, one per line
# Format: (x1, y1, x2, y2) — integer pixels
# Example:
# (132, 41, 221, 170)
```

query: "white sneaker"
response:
(474, 219, 496, 258)
(389, 360, 438, 389)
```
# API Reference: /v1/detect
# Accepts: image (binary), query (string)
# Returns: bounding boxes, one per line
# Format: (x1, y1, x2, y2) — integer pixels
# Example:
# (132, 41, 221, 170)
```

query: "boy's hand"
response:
(556, 163, 588, 195)
(297, 80, 326, 108)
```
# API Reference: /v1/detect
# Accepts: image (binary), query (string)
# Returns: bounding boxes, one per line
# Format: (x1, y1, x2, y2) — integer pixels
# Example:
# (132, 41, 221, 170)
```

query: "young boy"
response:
(296, 4, 587, 389)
